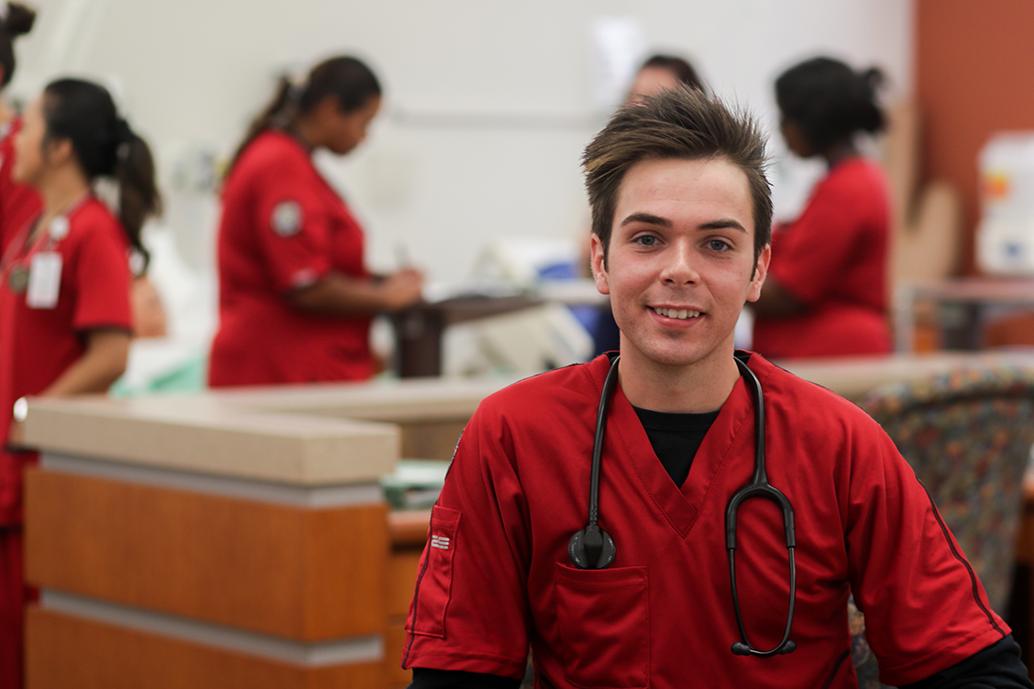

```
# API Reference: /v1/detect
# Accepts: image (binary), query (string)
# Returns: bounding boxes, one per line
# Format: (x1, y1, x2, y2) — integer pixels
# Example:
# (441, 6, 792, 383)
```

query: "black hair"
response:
(775, 56, 885, 152)
(640, 54, 705, 93)
(43, 78, 162, 272)
(228, 55, 381, 172)
(0, 3, 35, 88)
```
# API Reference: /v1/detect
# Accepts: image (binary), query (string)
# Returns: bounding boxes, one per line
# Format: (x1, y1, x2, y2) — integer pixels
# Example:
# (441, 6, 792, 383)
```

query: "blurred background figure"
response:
(0, 2, 38, 253)
(0, 77, 160, 688)
(751, 56, 892, 358)
(627, 53, 706, 104)
(208, 56, 423, 387)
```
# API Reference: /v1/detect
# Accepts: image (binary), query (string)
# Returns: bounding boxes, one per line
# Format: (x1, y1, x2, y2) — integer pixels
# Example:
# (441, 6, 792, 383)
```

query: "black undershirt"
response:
(409, 410, 1032, 689)
(631, 405, 719, 486)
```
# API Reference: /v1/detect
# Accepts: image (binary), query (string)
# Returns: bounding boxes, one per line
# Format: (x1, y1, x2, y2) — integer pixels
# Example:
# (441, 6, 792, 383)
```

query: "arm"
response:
(402, 400, 531, 678)
(758, 180, 867, 318)
(252, 184, 425, 315)
(845, 420, 1013, 686)
(289, 267, 423, 315)
(7, 329, 129, 446)
(132, 276, 168, 338)
(901, 635, 1032, 689)
(41, 328, 130, 396)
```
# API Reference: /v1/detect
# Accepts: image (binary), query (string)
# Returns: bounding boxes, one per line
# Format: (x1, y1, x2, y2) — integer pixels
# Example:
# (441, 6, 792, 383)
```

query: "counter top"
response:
(782, 350, 1034, 401)
(22, 396, 399, 486)
(23, 350, 1034, 484)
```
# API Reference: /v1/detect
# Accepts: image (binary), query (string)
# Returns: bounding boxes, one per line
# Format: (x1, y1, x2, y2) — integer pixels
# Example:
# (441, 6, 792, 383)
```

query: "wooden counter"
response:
(22, 394, 401, 689)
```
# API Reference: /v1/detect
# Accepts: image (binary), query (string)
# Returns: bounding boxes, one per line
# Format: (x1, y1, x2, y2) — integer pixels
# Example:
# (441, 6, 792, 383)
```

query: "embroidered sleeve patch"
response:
(271, 200, 303, 237)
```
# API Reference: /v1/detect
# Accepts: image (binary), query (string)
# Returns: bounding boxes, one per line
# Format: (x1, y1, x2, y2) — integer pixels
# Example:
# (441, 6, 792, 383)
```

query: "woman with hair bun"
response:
(752, 56, 893, 358)
(209, 55, 423, 387)
(0, 78, 161, 686)
(0, 2, 40, 252)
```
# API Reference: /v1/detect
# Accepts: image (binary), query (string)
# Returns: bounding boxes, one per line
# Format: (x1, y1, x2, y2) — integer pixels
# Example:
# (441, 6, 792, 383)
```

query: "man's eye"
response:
(633, 235, 658, 247)
(707, 239, 732, 252)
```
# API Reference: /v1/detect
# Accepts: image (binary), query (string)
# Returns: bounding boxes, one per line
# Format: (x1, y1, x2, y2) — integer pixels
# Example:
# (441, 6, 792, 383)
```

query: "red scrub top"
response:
(403, 353, 1007, 688)
(209, 130, 374, 387)
(753, 158, 892, 358)
(0, 197, 133, 524)
(0, 118, 42, 252)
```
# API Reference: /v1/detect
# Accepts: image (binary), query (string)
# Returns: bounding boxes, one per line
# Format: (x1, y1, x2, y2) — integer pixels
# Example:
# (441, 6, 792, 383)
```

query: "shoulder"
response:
(819, 158, 888, 200)
(231, 131, 311, 185)
(747, 353, 884, 438)
(473, 359, 600, 428)
(67, 199, 127, 247)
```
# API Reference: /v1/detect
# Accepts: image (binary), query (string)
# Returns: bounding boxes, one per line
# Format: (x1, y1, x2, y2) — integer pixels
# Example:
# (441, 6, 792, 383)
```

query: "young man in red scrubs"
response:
(403, 89, 1031, 688)
(752, 56, 892, 358)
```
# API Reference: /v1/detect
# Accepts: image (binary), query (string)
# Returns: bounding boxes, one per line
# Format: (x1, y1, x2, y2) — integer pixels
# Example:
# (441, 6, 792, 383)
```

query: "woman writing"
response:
(752, 56, 892, 358)
(209, 56, 423, 387)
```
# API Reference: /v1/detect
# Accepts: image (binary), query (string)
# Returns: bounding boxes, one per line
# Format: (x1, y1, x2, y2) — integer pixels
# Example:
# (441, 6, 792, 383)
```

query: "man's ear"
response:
(746, 243, 771, 303)
(590, 233, 610, 296)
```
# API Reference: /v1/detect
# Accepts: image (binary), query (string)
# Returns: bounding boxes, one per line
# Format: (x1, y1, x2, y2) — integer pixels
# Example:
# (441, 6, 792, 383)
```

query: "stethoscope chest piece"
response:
(568, 523, 616, 569)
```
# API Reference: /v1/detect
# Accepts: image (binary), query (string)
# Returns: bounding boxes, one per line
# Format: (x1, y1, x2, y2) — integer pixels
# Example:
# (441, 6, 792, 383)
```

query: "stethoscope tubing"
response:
(573, 352, 798, 657)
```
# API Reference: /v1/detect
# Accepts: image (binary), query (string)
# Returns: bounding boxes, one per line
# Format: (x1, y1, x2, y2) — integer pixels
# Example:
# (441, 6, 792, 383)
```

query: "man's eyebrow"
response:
(698, 219, 747, 233)
(620, 212, 672, 227)
(620, 213, 748, 233)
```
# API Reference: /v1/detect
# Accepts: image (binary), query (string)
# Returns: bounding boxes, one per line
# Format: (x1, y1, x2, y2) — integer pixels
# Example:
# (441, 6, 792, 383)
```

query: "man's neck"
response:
(617, 340, 740, 413)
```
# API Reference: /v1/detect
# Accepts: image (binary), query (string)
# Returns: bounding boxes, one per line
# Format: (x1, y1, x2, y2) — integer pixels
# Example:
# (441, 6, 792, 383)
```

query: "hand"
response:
(380, 268, 425, 311)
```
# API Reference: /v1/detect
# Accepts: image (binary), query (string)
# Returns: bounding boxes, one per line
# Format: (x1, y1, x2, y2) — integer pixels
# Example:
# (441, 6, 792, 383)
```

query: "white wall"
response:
(11, 0, 913, 283)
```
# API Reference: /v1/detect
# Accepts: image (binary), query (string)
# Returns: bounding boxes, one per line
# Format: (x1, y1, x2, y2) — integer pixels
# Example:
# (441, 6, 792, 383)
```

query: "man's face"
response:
(590, 156, 770, 371)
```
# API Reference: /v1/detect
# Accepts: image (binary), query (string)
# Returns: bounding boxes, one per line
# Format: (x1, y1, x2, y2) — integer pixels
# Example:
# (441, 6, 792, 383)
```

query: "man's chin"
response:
(629, 345, 705, 369)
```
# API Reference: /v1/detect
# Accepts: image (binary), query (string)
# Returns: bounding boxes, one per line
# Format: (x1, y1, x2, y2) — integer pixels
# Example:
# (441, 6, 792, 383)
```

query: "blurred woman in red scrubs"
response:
(752, 56, 892, 358)
(0, 3, 40, 252)
(0, 78, 160, 688)
(209, 56, 423, 387)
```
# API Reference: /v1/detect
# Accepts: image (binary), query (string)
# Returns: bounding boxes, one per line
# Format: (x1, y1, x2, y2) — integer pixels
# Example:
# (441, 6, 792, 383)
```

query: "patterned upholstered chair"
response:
(848, 366, 1034, 688)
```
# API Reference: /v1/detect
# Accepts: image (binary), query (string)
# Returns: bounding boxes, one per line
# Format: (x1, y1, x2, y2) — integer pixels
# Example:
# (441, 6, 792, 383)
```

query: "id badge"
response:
(26, 252, 62, 309)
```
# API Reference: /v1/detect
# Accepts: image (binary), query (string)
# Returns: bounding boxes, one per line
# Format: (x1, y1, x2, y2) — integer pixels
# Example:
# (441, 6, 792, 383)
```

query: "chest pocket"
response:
(553, 563, 650, 689)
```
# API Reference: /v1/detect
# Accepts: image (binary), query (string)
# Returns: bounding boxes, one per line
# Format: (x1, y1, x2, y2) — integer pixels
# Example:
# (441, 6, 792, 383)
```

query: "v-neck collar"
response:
(587, 354, 755, 539)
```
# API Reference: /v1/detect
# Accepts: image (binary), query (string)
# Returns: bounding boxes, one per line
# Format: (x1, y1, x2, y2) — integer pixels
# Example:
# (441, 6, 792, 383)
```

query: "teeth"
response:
(654, 307, 701, 320)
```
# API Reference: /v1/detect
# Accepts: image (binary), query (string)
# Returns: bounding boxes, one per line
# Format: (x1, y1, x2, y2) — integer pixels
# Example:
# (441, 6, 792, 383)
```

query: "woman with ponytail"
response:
(0, 2, 39, 252)
(752, 56, 893, 358)
(0, 78, 160, 685)
(209, 55, 423, 387)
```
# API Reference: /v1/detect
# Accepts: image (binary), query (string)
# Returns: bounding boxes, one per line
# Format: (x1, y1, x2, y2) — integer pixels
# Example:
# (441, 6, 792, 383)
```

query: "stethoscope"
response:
(2, 213, 73, 296)
(567, 352, 798, 657)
